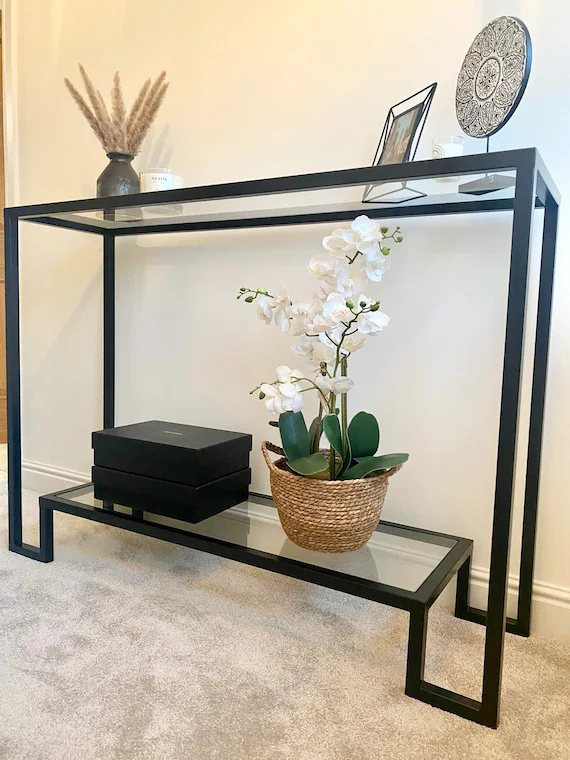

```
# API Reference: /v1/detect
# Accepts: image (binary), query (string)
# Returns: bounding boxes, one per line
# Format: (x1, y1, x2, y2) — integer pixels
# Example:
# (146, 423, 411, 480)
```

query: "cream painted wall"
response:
(9, 1, 570, 634)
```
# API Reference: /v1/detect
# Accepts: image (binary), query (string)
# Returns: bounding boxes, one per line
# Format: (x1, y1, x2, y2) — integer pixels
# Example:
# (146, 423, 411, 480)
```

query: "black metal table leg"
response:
(5, 212, 23, 552)
(513, 184, 558, 636)
(454, 554, 471, 620)
(103, 234, 115, 431)
(416, 154, 538, 727)
(407, 555, 499, 728)
(406, 595, 486, 724)
(454, 161, 558, 641)
(4, 213, 54, 562)
(5, 225, 117, 562)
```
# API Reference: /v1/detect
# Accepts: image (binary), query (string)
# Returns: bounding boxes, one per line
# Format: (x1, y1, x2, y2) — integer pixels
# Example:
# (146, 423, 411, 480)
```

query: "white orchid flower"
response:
(260, 382, 304, 414)
(350, 215, 383, 240)
(342, 332, 366, 353)
(316, 376, 355, 394)
(291, 335, 317, 362)
(260, 366, 305, 415)
(357, 310, 390, 335)
(305, 292, 333, 334)
(312, 340, 336, 365)
(331, 376, 355, 393)
(334, 266, 365, 299)
(322, 229, 357, 258)
(275, 365, 303, 383)
(308, 254, 338, 284)
(322, 292, 353, 324)
(271, 287, 292, 333)
(306, 311, 335, 334)
(279, 383, 304, 412)
(288, 302, 312, 336)
(256, 295, 273, 325)
(365, 253, 392, 282)
(342, 216, 384, 257)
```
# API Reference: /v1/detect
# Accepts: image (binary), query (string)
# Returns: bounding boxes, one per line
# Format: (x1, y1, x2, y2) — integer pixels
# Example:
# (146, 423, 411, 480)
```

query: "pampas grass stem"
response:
(65, 66, 169, 156)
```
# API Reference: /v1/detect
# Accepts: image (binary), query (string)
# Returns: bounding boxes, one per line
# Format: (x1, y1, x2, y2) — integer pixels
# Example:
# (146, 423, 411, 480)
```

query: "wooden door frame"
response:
(0, 1, 20, 443)
(2, 0, 21, 207)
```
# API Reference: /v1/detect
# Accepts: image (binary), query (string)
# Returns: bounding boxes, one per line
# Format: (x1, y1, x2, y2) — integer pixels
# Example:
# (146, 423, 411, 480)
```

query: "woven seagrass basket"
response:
(262, 440, 401, 553)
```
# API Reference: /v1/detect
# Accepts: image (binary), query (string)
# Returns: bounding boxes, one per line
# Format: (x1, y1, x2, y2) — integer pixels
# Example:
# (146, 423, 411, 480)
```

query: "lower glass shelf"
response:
(39, 484, 472, 610)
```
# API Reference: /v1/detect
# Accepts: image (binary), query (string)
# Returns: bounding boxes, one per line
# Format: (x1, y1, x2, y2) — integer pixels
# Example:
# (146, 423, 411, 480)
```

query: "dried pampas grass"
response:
(64, 66, 169, 156)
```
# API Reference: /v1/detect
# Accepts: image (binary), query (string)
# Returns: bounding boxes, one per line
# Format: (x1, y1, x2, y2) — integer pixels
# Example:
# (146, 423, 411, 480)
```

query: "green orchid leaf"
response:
(288, 453, 330, 477)
(347, 412, 380, 459)
(323, 413, 343, 459)
(323, 414, 347, 479)
(308, 416, 321, 454)
(279, 412, 310, 462)
(341, 453, 409, 480)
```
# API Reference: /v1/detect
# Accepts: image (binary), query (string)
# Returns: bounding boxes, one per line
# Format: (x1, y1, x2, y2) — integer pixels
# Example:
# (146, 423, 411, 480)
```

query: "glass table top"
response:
(54, 486, 458, 593)
(12, 149, 536, 234)
(20, 174, 519, 232)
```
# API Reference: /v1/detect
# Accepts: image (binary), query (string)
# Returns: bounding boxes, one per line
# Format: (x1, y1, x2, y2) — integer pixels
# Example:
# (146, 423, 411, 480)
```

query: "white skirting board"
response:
(21, 460, 570, 642)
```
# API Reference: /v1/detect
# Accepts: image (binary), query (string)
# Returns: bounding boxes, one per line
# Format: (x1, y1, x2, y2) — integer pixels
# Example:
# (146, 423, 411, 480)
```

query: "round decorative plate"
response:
(456, 16, 532, 138)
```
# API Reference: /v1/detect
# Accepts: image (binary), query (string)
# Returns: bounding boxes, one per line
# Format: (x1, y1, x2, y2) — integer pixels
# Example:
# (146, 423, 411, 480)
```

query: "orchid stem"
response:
(315, 361, 327, 451)
(341, 357, 348, 441)
(329, 392, 336, 479)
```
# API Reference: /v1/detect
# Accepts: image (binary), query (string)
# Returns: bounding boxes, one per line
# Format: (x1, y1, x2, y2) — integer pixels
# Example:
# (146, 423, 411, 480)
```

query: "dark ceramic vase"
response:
(97, 152, 140, 198)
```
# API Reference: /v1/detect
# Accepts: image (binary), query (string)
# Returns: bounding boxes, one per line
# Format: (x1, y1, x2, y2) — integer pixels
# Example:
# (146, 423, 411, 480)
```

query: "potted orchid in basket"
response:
(237, 215, 409, 553)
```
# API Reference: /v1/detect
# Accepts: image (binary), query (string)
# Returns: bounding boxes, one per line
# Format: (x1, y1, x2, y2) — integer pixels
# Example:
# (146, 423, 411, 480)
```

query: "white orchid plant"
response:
(237, 215, 409, 481)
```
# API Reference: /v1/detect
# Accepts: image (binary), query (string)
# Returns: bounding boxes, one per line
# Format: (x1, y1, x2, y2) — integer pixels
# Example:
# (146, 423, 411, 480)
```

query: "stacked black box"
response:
(92, 421, 252, 522)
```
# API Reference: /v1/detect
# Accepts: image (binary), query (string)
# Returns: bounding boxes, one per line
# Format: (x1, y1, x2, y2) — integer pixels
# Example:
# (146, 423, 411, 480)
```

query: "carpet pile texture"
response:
(1, 478, 569, 759)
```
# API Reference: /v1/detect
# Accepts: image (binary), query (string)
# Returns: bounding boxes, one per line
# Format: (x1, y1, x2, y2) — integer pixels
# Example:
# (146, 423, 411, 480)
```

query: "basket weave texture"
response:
(262, 441, 401, 553)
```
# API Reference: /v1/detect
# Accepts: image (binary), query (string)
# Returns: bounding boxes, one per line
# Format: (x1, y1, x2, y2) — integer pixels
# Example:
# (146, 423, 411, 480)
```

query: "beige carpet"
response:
(1, 478, 570, 760)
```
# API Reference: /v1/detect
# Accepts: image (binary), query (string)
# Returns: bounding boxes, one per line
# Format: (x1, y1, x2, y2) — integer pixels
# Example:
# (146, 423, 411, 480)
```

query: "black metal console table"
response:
(4, 149, 559, 728)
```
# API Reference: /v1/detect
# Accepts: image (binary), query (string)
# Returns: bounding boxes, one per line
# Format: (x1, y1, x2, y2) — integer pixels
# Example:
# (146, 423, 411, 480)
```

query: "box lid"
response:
(94, 420, 251, 454)
(92, 421, 252, 486)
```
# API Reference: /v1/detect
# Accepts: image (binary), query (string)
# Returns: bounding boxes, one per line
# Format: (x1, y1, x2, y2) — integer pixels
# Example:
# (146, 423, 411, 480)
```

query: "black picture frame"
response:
(363, 82, 437, 204)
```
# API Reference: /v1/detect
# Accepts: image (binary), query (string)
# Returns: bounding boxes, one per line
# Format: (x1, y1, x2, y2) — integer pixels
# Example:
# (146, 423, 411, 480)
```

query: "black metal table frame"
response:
(4, 148, 559, 728)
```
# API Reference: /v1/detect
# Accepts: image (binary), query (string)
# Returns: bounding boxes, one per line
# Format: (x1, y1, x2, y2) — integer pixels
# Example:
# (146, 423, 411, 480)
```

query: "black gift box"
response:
(92, 421, 252, 486)
(92, 421, 253, 522)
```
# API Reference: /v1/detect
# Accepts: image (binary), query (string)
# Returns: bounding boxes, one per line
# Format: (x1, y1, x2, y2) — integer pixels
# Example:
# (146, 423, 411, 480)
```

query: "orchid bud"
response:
(259, 391, 266, 399)
(257, 287, 267, 295)
(245, 295, 255, 303)
(370, 303, 380, 312)
(239, 287, 247, 292)
(359, 301, 367, 308)
(346, 299, 355, 309)
(396, 235, 403, 243)
(381, 246, 391, 256)
(380, 226, 389, 234)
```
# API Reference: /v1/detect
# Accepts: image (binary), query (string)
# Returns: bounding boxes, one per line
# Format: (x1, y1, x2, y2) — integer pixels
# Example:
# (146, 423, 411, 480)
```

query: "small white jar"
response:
(140, 168, 183, 192)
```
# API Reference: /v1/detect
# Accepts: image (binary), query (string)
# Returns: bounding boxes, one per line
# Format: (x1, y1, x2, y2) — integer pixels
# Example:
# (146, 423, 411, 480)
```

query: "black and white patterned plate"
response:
(456, 16, 531, 138)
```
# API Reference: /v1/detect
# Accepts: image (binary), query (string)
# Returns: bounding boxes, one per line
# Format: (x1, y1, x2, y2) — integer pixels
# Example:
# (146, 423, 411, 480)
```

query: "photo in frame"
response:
(363, 82, 437, 204)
